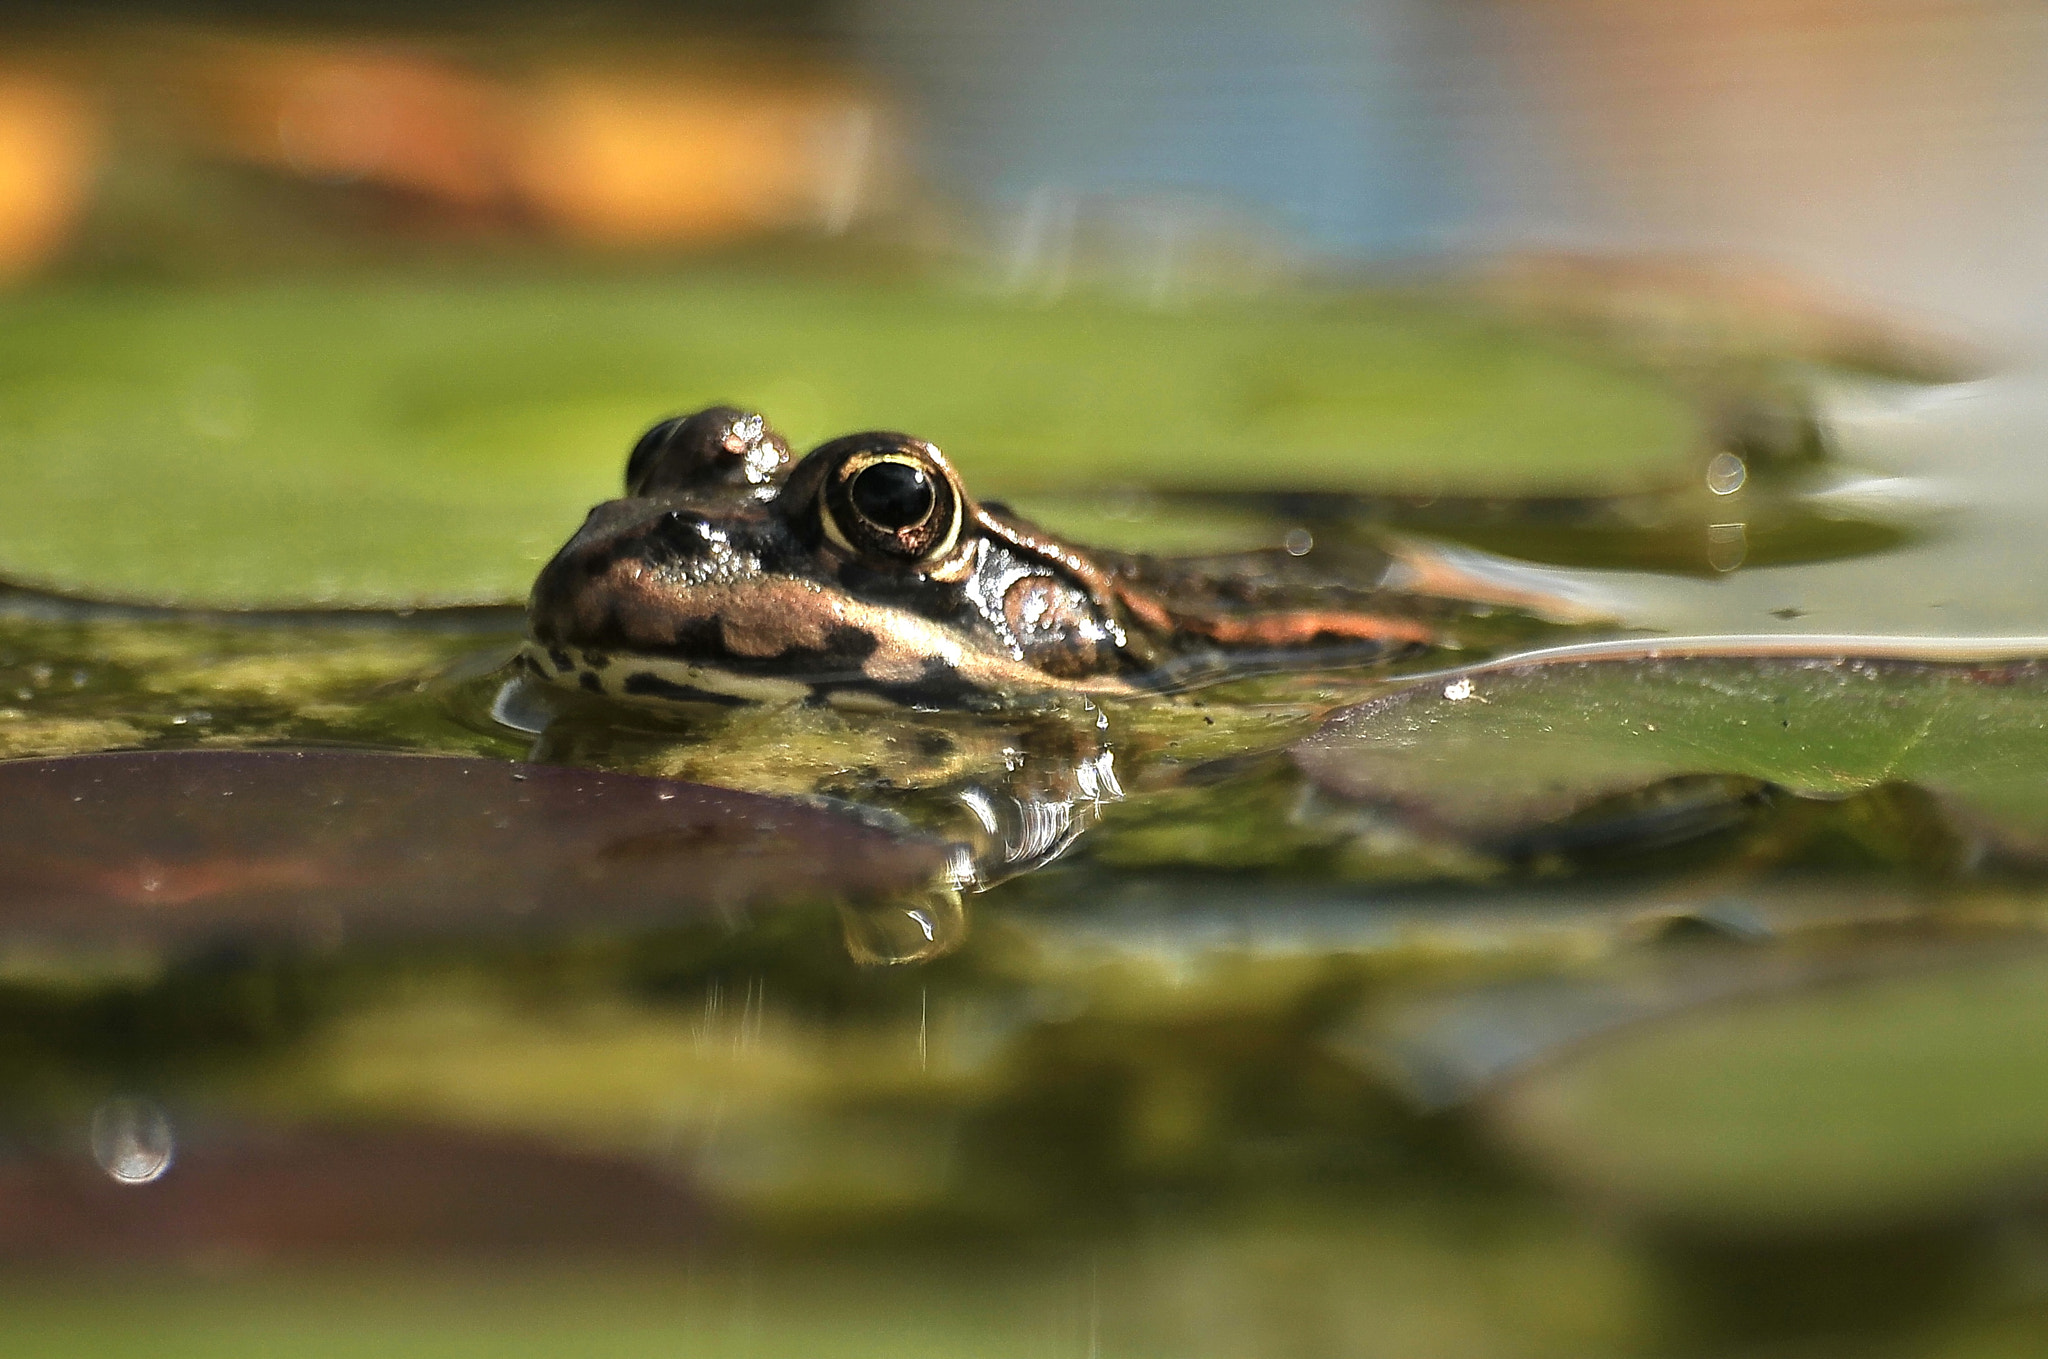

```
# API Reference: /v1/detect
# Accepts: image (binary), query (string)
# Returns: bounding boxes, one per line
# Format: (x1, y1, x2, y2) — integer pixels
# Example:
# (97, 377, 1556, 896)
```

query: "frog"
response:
(522, 407, 1587, 714)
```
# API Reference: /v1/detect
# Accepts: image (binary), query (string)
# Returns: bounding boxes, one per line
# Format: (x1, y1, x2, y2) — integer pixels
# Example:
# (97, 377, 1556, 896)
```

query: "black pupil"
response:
(848, 461, 935, 531)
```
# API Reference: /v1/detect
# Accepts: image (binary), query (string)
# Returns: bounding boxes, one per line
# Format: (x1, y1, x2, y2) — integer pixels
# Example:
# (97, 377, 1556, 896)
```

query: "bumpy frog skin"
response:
(524, 407, 1446, 711)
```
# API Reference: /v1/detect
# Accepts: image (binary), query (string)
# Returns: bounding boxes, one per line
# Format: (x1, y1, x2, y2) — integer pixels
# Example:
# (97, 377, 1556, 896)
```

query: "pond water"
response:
(2, 274, 2046, 1359)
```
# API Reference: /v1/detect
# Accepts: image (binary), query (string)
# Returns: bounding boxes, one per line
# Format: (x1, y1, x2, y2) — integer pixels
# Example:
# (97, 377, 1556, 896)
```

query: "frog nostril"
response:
(650, 508, 714, 558)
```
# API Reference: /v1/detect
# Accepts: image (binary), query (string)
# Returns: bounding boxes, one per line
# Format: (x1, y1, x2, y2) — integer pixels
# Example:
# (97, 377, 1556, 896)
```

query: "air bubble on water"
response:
(1705, 452, 1748, 496)
(1283, 528, 1314, 556)
(1443, 678, 1475, 702)
(90, 1097, 175, 1185)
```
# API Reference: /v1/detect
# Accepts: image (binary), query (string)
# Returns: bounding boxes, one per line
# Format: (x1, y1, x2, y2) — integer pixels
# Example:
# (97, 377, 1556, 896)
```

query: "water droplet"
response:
(840, 888, 968, 965)
(490, 676, 556, 735)
(1707, 522, 1748, 572)
(1282, 528, 1314, 556)
(1705, 451, 1748, 496)
(90, 1098, 174, 1185)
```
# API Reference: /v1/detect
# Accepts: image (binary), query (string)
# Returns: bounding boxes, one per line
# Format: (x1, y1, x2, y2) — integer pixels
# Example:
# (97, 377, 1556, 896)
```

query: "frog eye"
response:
(822, 447, 963, 564)
(850, 460, 933, 529)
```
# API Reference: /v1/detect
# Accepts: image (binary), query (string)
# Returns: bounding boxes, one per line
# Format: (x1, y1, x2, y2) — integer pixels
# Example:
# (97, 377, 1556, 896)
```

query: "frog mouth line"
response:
(517, 643, 817, 707)
(517, 631, 1141, 712)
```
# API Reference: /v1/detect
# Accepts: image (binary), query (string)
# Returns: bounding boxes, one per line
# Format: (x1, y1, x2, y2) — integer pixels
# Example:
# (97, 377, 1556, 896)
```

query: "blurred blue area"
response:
(7, 0, 2047, 348)
(853, 0, 2048, 349)
(859, 0, 1455, 256)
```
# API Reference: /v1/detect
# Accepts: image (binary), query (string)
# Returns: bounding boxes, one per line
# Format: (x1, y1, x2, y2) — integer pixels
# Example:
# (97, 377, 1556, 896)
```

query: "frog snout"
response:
(528, 501, 658, 634)
(528, 499, 758, 646)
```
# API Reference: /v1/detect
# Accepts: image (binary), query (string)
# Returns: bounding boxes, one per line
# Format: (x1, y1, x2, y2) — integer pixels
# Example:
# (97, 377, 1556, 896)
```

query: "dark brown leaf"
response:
(0, 750, 945, 952)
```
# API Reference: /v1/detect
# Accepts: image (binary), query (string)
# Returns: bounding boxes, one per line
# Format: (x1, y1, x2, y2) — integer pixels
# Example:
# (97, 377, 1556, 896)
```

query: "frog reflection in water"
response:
(514, 408, 1588, 902)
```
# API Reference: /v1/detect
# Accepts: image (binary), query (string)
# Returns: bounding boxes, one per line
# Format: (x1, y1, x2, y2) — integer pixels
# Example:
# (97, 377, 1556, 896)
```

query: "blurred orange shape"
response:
(511, 72, 882, 245)
(195, 42, 507, 208)
(0, 73, 97, 279)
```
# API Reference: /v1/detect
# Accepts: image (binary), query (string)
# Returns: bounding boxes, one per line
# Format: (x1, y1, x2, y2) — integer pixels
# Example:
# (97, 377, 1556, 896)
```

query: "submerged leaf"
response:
(0, 750, 945, 954)
(1488, 948, 2048, 1226)
(0, 1123, 712, 1260)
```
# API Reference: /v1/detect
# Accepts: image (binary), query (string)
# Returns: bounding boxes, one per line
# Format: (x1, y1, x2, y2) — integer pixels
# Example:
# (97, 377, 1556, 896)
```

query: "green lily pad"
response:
(1489, 948, 2048, 1226)
(0, 273, 1698, 607)
(1294, 652, 2048, 847)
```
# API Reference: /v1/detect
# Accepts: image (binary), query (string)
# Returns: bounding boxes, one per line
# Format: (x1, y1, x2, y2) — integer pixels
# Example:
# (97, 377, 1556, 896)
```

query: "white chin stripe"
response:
(522, 644, 816, 707)
(519, 638, 1138, 709)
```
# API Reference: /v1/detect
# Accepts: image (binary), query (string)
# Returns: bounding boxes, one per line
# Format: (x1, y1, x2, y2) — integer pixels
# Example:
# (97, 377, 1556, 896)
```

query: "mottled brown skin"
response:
(526, 408, 1438, 710)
